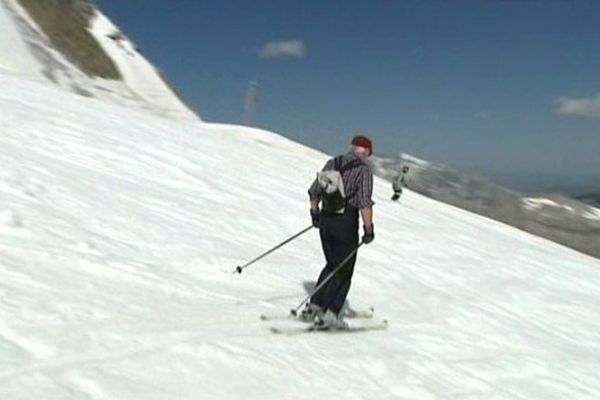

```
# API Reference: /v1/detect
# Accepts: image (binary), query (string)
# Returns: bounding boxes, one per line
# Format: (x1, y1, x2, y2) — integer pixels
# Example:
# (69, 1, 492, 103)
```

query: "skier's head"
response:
(350, 135, 373, 160)
(402, 166, 409, 173)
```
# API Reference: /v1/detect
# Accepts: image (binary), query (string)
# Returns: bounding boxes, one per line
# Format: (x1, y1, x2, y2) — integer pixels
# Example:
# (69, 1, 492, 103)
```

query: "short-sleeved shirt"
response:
(308, 152, 375, 209)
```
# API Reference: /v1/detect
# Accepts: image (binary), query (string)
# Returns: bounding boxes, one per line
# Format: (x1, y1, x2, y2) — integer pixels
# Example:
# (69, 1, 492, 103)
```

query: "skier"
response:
(391, 165, 409, 201)
(302, 135, 375, 329)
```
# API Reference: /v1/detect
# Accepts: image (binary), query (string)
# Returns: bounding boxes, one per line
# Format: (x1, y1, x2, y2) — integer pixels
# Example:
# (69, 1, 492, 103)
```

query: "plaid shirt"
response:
(308, 152, 375, 209)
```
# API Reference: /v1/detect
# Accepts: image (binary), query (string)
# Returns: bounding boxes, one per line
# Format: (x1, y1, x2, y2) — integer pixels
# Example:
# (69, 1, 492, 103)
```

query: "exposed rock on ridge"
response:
(18, 0, 120, 79)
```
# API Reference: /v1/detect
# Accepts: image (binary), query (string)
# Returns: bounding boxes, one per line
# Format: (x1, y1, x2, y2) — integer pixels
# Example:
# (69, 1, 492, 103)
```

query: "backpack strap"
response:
(332, 155, 363, 173)
(338, 158, 363, 174)
(333, 156, 343, 171)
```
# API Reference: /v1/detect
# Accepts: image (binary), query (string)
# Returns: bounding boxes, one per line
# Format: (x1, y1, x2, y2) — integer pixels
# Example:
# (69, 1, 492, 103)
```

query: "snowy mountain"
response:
(2, 4, 600, 399)
(0, 0, 197, 119)
(372, 153, 600, 259)
(2, 73, 600, 400)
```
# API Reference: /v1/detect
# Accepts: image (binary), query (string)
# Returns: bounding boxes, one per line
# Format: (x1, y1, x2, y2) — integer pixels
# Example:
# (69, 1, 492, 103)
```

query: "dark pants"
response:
(311, 207, 359, 315)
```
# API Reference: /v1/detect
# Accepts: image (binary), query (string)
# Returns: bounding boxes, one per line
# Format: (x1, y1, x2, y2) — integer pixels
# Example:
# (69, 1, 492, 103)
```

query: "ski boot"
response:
(314, 309, 348, 330)
(298, 303, 323, 322)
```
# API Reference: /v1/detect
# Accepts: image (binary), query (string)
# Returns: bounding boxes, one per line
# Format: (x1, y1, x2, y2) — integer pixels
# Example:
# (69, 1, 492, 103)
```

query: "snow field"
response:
(1, 75, 599, 399)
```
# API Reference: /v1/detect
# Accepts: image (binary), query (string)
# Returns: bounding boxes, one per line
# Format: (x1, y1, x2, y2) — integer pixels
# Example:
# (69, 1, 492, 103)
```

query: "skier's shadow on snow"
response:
(302, 281, 359, 316)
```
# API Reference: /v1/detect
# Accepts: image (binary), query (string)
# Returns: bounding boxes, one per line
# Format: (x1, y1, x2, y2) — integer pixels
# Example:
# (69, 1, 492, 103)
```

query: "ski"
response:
(345, 307, 375, 319)
(260, 307, 374, 323)
(270, 319, 388, 335)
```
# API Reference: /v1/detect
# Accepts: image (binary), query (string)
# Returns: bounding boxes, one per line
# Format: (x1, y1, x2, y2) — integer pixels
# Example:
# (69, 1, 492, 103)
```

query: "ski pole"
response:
(234, 225, 314, 274)
(290, 240, 364, 316)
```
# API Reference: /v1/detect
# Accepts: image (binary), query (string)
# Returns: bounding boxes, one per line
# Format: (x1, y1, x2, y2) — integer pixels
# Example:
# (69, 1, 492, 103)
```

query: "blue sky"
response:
(96, 0, 600, 190)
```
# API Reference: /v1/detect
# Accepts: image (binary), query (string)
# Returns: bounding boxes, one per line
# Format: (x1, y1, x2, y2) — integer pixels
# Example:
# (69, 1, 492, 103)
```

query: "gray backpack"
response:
(318, 156, 362, 214)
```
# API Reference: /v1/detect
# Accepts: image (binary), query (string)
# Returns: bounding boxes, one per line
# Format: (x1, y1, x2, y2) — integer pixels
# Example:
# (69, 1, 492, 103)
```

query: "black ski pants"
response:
(311, 207, 359, 315)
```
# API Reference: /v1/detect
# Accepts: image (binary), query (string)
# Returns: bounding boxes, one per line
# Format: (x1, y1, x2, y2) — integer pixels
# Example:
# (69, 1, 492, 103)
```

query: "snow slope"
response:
(88, 10, 198, 120)
(1, 74, 600, 399)
(0, 0, 45, 77)
(0, 0, 197, 120)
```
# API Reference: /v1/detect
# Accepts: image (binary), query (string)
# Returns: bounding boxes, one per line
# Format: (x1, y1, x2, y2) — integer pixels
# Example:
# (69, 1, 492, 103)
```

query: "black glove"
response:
(362, 224, 374, 244)
(391, 193, 400, 201)
(310, 209, 320, 228)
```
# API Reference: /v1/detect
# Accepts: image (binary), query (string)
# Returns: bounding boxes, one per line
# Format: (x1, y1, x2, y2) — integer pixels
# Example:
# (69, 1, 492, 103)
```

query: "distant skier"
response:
(302, 135, 375, 329)
(391, 165, 409, 201)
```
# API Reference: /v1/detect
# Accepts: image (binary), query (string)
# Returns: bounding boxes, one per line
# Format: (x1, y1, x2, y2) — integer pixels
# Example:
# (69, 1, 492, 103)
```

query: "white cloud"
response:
(556, 94, 600, 118)
(259, 40, 305, 60)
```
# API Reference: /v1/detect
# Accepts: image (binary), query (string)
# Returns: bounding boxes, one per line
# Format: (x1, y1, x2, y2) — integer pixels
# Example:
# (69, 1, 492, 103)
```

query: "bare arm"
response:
(360, 207, 373, 228)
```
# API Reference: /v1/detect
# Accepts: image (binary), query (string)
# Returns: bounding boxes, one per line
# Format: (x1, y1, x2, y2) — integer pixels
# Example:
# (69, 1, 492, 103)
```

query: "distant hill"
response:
(574, 192, 600, 208)
(372, 153, 600, 259)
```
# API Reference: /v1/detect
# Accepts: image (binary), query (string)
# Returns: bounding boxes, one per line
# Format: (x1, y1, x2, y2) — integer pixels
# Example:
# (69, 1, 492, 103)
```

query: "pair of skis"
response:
(261, 308, 388, 335)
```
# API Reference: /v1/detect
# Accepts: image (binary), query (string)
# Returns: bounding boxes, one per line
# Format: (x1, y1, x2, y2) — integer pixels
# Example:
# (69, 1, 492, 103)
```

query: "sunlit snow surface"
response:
(1, 75, 600, 399)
